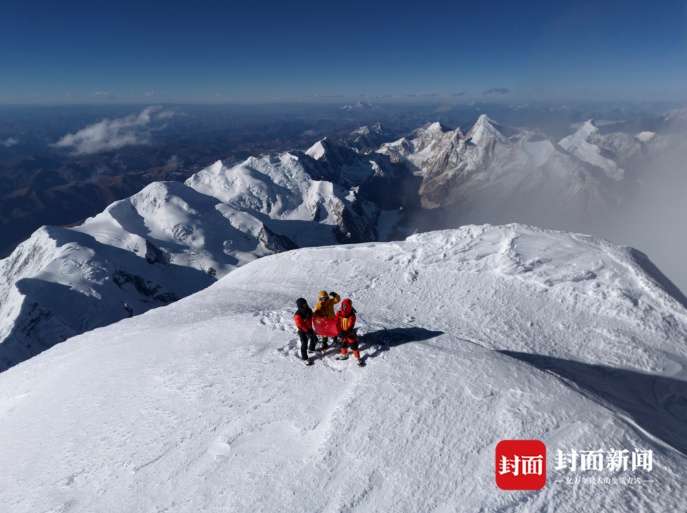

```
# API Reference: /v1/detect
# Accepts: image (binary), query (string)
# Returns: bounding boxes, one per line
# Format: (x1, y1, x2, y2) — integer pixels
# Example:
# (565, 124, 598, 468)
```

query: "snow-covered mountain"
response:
(664, 107, 687, 126)
(1, 224, 686, 512)
(347, 122, 397, 152)
(378, 116, 657, 227)
(559, 120, 626, 181)
(0, 141, 412, 371)
(341, 101, 374, 111)
(1, 114, 682, 372)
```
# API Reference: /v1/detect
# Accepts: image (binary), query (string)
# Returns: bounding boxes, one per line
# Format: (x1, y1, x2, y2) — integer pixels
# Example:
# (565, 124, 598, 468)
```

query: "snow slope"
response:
(1, 224, 686, 512)
(0, 222, 215, 371)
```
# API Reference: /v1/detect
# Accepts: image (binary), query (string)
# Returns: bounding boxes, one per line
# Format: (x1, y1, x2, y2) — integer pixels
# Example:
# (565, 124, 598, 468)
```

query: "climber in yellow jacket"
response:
(313, 290, 340, 351)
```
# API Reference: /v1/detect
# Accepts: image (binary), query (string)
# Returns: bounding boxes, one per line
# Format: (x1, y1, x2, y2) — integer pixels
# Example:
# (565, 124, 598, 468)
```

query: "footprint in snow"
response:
(276, 339, 299, 358)
(257, 310, 291, 331)
(208, 435, 232, 459)
(405, 269, 419, 283)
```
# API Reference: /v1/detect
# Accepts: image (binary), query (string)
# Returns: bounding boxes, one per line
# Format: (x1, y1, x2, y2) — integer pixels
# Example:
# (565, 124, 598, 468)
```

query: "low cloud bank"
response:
(53, 107, 175, 155)
(594, 136, 687, 295)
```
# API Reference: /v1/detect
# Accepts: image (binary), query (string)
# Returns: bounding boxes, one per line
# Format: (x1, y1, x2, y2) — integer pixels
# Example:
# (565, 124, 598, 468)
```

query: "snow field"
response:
(1, 225, 686, 512)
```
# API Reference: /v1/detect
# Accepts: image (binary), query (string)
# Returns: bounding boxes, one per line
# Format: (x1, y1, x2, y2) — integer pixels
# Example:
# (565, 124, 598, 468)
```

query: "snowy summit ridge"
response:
(1, 224, 686, 512)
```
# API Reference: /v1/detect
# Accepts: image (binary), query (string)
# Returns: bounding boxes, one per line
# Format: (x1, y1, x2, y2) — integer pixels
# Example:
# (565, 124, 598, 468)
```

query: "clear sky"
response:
(1, 0, 686, 104)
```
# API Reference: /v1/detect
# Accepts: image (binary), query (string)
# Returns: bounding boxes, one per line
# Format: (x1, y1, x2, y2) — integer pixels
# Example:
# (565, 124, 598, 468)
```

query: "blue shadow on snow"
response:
(499, 350, 687, 457)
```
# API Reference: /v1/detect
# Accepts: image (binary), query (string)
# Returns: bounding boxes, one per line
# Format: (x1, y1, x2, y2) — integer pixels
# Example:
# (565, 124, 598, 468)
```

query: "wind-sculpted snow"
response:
(1, 224, 686, 512)
(0, 140, 409, 371)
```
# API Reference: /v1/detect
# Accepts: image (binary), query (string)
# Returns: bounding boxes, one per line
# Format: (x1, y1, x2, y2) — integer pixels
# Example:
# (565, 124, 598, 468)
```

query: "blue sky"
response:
(1, 0, 686, 104)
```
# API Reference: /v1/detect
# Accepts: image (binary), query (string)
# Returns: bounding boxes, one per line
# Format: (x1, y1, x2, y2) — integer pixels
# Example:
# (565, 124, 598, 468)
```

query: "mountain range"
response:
(0, 114, 682, 371)
(0, 136, 412, 371)
(377, 115, 664, 231)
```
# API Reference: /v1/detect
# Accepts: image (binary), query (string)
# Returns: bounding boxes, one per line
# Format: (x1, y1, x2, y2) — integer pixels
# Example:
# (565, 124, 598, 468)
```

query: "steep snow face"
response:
(0, 224, 215, 371)
(465, 114, 509, 146)
(1, 224, 686, 512)
(301, 137, 407, 188)
(0, 142, 409, 371)
(305, 139, 329, 160)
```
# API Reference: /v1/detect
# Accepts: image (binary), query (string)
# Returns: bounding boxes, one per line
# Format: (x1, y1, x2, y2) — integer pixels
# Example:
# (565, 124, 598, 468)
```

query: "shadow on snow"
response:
(311, 327, 444, 364)
(360, 327, 445, 358)
(499, 350, 687, 457)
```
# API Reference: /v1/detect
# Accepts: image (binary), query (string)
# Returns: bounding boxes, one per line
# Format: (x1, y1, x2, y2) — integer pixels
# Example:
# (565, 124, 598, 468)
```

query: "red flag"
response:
(312, 317, 339, 337)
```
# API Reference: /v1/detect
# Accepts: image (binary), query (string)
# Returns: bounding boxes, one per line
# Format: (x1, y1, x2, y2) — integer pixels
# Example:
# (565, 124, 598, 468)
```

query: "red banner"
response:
(312, 316, 339, 337)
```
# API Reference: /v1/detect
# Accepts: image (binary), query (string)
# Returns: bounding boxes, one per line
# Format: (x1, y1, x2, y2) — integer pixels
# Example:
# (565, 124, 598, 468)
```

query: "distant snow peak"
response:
(466, 114, 508, 145)
(370, 121, 385, 133)
(579, 119, 600, 138)
(348, 123, 397, 153)
(426, 121, 446, 132)
(559, 119, 625, 181)
(351, 121, 385, 138)
(341, 101, 373, 111)
(377, 114, 628, 217)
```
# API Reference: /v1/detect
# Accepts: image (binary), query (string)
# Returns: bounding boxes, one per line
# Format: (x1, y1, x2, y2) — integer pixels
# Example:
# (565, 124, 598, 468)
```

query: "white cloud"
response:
(484, 88, 510, 95)
(53, 107, 175, 155)
(165, 155, 182, 169)
(157, 110, 176, 120)
(1, 137, 19, 148)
